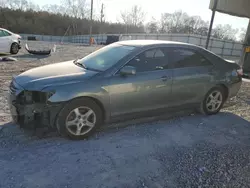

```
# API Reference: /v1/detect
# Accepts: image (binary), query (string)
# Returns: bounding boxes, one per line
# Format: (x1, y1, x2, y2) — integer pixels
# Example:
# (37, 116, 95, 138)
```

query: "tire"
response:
(199, 86, 226, 115)
(56, 98, 103, 140)
(10, 43, 19, 54)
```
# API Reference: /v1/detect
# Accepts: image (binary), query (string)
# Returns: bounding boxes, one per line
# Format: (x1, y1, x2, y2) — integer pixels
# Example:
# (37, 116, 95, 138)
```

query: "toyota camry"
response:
(8, 40, 242, 139)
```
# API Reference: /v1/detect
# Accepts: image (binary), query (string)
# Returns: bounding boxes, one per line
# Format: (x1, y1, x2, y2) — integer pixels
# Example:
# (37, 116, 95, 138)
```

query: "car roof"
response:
(0, 28, 13, 33)
(117, 40, 197, 47)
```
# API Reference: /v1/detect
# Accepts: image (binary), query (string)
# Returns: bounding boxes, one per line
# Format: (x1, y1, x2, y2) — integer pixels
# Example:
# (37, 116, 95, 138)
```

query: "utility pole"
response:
(100, 3, 104, 23)
(205, 0, 218, 49)
(89, 0, 93, 45)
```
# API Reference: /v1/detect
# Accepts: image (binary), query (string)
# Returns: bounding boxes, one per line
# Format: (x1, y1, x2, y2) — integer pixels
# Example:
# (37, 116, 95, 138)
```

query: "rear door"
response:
(167, 48, 214, 106)
(108, 47, 173, 117)
(0, 30, 11, 53)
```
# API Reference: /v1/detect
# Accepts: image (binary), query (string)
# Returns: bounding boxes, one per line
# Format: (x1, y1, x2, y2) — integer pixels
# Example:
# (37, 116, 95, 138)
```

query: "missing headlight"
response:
(17, 91, 55, 104)
(32, 91, 55, 103)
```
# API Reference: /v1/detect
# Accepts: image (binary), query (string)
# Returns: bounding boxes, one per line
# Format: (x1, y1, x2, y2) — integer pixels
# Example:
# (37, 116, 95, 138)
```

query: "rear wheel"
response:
(199, 86, 226, 115)
(56, 98, 103, 139)
(10, 43, 19, 54)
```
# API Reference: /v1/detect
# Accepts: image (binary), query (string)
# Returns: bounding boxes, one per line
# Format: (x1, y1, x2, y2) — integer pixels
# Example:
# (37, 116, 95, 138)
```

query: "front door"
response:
(0, 30, 11, 53)
(167, 48, 214, 106)
(107, 47, 173, 117)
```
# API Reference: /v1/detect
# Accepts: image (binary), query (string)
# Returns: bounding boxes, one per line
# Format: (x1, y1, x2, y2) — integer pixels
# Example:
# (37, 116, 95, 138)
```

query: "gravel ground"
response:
(1, 41, 250, 187)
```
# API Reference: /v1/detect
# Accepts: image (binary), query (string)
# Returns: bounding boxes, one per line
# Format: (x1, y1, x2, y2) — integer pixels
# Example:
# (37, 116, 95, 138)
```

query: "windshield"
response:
(77, 44, 136, 71)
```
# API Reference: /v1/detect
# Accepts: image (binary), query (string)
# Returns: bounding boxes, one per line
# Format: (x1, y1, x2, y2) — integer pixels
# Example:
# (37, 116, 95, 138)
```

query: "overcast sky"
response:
(36, 0, 249, 30)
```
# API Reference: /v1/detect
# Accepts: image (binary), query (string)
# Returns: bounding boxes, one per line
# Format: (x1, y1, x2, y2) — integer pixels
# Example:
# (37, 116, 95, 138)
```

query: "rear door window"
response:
(167, 48, 212, 68)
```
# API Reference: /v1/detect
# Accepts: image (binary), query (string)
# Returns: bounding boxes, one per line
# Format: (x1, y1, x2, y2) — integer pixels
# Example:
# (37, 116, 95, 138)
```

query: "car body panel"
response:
(107, 69, 173, 117)
(14, 60, 99, 90)
(0, 35, 11, 52)
(0, 28, 21, 53)
(172, 66, 214, 106)
(7, 40, 242, 129)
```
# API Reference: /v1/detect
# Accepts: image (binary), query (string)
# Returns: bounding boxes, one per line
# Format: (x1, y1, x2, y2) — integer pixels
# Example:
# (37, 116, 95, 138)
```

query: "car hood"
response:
(14, 60, 99, 90)
(13, 33, 21, 39)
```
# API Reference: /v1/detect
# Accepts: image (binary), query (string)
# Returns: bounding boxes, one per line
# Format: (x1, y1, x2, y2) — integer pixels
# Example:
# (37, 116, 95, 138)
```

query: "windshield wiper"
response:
(76, 62, 87, 69)
(73, 59, 102, 72)
(73, 59, 86, 68)
(73, 58, 79, 64)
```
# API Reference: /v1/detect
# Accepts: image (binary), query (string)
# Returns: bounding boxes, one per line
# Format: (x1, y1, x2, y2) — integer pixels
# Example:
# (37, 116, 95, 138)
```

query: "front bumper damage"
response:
(8, 81, 63, 129)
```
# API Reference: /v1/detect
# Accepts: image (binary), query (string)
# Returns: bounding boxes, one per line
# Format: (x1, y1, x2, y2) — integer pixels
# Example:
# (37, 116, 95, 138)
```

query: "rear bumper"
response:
(228, 80, 242, 99)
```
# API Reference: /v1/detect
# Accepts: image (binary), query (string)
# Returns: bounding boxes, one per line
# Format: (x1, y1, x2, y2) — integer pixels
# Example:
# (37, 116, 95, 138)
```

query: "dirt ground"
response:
(1, 41, 250, 187)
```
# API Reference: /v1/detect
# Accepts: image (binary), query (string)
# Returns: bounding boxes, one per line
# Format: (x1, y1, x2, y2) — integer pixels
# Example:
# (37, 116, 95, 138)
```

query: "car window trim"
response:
(113, 46, 171, 75)
(166, 47, 213, 69)
(0, 30, 5, 37)
(3, 30, 11, 36)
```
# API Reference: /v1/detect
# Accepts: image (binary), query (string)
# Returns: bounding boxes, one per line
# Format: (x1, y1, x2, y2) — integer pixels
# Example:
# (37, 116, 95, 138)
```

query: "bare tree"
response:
(212, 24, 239, 41)
(26, 1, 40, 11)
(7, 0, 28, 10)
(159, 11, 188, 33)
(159, 13, 171, 33)
(0, 0, 7, 8)
(120, 10, 132, 26)
(160, 11, 209, 36)
(3, 0, 39, 11)
(62, 0, 89, 18)
(146, 17, 158, 33)
(42, 4, 66, 15)
(239, 28, 247, 43)
(120, 5, 145, 27)
(78, 0, 89, 19)
(130, 5, 145, 27)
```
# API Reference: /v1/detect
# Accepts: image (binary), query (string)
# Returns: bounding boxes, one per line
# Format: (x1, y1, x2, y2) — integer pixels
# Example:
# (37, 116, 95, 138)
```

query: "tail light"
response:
(236, 68, 243, 77)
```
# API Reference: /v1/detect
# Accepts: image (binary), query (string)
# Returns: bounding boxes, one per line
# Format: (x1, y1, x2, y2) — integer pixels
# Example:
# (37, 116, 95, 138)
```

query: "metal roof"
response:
(210, 0, 250, 18)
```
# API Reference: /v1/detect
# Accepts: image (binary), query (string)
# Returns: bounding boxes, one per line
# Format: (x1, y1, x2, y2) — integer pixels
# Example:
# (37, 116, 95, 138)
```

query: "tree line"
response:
(0, 0, 246, 42)
(146, 11, 246, 42)
(0, 7, 144, 35)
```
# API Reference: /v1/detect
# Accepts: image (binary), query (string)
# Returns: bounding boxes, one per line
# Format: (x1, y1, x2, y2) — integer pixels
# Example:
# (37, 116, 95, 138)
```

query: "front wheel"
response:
(199, 87, 226, 115)
(10, 43, 19, 54)
(56, 98, 103, 139)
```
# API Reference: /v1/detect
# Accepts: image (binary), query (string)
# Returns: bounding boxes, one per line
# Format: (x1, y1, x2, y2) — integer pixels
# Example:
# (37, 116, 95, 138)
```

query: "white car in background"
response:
(0, 28, 21, 54)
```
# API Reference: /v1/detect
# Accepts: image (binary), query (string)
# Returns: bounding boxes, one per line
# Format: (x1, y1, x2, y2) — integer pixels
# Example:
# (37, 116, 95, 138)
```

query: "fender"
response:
(45, 82, 111, 121)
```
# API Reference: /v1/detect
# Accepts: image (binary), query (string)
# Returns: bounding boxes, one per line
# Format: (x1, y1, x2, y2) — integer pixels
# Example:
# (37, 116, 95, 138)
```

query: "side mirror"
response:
(120, 66, 136, 76)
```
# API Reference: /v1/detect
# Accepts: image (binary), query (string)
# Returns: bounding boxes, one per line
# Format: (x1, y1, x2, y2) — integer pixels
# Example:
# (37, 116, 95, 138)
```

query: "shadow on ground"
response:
(12, 53, 50, 59)
(1, 112, 250, 187)
(0, 54, 9, 57)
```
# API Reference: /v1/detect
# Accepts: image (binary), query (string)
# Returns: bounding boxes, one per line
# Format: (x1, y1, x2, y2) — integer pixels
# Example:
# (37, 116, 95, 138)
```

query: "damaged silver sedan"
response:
(8, 40, 242, 139)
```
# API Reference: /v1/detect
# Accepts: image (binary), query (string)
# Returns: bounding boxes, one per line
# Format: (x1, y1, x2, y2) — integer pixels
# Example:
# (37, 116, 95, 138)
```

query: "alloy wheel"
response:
(65, 106, 96, 136)
(206, 90, 223, 112)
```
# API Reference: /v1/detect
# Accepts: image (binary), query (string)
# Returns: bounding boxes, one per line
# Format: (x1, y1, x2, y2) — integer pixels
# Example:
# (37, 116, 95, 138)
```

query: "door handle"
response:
(161, 76, 168, 81)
